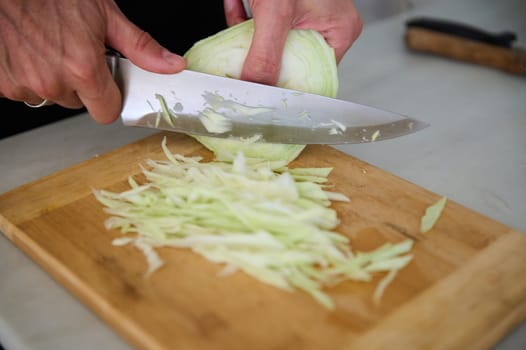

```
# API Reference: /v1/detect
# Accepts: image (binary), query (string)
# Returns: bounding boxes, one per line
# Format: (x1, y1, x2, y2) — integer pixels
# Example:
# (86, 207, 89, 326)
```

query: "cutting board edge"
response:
(345, 230, 526, 350)
(0, 211, 166, 350)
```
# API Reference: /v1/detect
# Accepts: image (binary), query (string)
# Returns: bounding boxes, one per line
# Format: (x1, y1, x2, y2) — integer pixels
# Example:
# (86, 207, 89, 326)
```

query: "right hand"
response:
(0, 0, 186, 124)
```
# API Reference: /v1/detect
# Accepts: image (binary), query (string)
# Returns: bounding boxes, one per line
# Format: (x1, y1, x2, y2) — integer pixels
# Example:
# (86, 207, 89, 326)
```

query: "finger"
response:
(2, 50, 85, 109)
(24, 96, 49, 106)
(0, 83, 48, 107)
(24, 81, 83, 110)
(106, 10, 186, 74)
(241, 2, 295, 86)
(80, 84, 121, 124)
(69, 50, 121, 124)
(29, 78, 83, 109)
(4, 86, 42, 105)
(325, 16, 363, 63)
(223, 0, 249, 26)
(292, 4, 363, 64)
(23, 59, 95, 111)
(51, 90, 83, 109)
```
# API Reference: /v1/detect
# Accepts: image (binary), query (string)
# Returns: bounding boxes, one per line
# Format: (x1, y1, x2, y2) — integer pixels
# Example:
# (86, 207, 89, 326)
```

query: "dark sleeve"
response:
(114, 1, 227, 55)
(1, 2, 227, 139)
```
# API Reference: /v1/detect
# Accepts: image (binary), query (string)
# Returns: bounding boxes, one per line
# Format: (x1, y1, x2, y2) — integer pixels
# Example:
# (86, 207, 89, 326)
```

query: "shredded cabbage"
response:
(94, 138, 414, 309)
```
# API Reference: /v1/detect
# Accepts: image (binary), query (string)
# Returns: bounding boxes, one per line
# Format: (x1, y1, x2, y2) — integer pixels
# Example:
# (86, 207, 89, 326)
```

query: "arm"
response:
(0, 0, 185, 124)
(223, 0, 363, 86)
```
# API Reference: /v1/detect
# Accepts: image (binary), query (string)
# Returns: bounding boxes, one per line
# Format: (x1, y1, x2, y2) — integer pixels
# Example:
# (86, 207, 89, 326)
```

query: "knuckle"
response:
(245, 54, 280, 85)
(345, 8, 363, 40)
(31, 76, 62, 100)
(3, 86, 25, 101)
(64, 58, 106, 99)
(66, 59, 98, 83)
(134, 30, 155, 52)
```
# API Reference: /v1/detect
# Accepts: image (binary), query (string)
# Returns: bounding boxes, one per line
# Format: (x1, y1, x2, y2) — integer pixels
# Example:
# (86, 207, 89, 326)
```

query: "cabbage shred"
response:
(420, 196, 448, 233)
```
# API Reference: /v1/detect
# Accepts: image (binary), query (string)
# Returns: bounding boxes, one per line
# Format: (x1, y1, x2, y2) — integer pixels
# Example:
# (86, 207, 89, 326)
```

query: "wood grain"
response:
(1, 132, 525, 350)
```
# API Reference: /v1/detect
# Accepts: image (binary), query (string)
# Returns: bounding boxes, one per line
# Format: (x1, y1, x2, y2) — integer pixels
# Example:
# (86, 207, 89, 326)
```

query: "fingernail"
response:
(162, 49, 185, 66)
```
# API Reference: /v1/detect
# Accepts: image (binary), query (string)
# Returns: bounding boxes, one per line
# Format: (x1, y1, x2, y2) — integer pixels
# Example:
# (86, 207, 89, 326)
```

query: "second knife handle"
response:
(405, 27, 526, 75)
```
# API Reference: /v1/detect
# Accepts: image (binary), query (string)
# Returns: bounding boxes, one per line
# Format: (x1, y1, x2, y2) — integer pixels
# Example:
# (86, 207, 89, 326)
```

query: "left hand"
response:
(223, 0, 362, 86)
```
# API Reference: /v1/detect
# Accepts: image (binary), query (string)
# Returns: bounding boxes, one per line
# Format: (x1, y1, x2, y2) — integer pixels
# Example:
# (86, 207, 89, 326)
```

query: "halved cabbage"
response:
(183, 18, 339, 163)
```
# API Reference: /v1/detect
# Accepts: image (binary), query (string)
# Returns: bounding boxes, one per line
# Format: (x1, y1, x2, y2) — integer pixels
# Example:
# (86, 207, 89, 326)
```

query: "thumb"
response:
(106, 11, 186, 74)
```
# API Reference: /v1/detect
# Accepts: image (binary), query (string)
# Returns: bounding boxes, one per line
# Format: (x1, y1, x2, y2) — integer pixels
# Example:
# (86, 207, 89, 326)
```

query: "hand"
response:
(223, 0, 362, 86)
(0, 0, 185, 124)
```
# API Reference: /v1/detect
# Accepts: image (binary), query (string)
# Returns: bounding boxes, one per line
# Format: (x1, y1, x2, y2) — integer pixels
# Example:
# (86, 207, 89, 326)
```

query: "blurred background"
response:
(354, 0, 436, 24)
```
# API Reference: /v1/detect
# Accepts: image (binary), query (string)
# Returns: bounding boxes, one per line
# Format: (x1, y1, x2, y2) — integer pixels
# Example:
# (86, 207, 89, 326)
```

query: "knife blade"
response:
(107, 51, 428, 145)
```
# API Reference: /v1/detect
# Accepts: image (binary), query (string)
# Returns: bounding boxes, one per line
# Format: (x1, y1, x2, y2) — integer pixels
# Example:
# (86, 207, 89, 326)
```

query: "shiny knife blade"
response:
(108, 53, 428, 145)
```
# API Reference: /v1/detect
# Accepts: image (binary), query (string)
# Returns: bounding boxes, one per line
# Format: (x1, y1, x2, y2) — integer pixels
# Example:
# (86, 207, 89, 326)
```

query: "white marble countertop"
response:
(1, 0, 525, 348)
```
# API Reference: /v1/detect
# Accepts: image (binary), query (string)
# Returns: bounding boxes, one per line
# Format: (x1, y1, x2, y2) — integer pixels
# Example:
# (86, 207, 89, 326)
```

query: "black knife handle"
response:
(406, 17, 517, 48)
(405, 17, 526, 75)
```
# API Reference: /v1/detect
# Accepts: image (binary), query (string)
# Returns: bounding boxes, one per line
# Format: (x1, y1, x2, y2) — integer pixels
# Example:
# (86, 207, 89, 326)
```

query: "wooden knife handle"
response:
(405, 27, 526, 75)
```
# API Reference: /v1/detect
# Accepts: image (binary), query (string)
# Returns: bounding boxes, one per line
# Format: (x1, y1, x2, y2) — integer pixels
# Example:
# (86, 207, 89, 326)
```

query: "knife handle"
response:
(105, 48, 121, 80)
(404, 18, 526, 75)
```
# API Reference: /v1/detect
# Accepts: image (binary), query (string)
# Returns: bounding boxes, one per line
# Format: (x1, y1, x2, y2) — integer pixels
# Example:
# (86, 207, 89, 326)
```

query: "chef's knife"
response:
(405, 17, 526, 75)
(106, 51, 428, 145)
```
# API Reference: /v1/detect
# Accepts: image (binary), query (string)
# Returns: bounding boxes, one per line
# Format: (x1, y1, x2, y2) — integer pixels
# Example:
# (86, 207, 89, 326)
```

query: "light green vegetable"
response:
(371, 129, 381, 142)
(184, 19, 338, 96)
(420, 196, 448, 233)
(94, 137, 414, 309)
(194, 134, 304, 163)
(183, 18, 339, 163)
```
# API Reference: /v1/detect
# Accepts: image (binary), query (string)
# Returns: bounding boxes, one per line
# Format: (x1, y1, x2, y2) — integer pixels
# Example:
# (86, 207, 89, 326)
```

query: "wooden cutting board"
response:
(1, 132, 526, 350)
